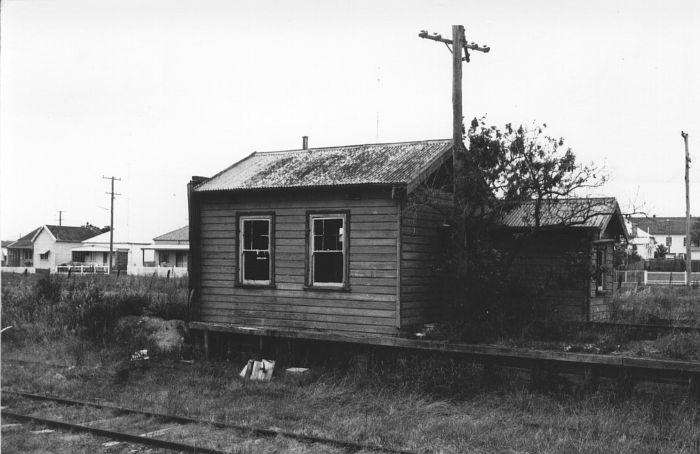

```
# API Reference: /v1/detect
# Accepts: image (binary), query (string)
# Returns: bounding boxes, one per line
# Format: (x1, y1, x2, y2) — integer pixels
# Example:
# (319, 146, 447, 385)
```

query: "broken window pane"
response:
(313, 218, 343, 251)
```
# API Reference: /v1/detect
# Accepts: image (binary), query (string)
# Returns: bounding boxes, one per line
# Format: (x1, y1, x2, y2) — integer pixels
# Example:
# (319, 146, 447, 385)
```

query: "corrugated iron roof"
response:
(500, 198, 624, 233)
(153, 226, 189, 242)
(195, 139, 453, 192)
(628, 216, 699, 236)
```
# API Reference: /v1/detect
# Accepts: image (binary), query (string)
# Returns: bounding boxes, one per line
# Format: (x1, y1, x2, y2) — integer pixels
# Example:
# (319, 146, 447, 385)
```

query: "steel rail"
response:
(3, 390, 415, 454)
(1, 410, 228, 454)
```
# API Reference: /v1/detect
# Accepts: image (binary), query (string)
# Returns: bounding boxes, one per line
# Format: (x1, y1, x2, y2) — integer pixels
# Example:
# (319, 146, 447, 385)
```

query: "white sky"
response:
(1, 0, 699, 242)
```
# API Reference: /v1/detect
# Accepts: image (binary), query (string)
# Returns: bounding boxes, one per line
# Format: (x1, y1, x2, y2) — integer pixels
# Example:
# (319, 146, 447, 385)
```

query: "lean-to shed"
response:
(187, 139, 455, 336)
(499, 197, 629, 321)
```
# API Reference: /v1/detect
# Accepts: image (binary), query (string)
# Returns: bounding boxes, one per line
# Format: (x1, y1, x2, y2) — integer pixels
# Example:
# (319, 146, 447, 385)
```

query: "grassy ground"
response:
(2, 274, 700, 452)
(3, 337, 700, 453)
(611, 286, 700, 325)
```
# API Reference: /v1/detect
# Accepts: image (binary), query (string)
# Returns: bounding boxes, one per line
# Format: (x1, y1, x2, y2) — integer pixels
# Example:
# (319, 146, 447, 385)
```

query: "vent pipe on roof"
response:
(302, 136, 309, 150)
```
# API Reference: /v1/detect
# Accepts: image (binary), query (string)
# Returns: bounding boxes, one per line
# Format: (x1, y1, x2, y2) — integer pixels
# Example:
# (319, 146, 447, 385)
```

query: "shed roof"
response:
(628, 216, 699, 236)
(500, 197, 628, 239)
(153, 226, 189, 242)
(195, 139, 453, 193)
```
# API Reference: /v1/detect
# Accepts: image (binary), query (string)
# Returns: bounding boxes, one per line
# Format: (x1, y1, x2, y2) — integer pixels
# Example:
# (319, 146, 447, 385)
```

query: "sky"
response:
(1, 0, 699, 242)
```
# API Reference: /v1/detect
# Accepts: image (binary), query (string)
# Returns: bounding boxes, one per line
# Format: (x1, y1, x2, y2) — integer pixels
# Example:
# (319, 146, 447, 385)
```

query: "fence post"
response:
(644, 271, 648, 285)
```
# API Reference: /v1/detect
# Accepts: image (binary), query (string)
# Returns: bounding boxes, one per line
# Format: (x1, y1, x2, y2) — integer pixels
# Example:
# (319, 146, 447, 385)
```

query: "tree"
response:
(409, 118, 613, 335)
(654, 244, 668, 258)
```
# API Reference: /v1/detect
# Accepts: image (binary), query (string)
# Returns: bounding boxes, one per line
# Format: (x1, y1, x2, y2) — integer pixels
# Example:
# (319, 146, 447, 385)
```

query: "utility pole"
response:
(57, 210, 65, 226)
(103, 176, 121, 274)
(682, 131, 691, 286)
(419, 26, 490, 199)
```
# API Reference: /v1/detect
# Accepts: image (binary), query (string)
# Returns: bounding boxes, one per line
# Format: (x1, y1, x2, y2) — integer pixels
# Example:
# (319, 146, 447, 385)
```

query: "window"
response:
(308, 213, 348, 287)
(666, 236, 672, 247)
(159, 251, 170, 265)
(239, 215, 273, 285)
(39, 251, 50, 260)
(595, 247, 606, 293)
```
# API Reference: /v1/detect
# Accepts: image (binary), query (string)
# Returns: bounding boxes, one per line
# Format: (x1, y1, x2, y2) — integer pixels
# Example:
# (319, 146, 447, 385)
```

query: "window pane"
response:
(314, 252, 343, 283)
(243, 221, 252, 249)
(243, 250, 270, 281)
(314, 218, 343, 251)
(251, 220, 269, 250)
(243, 219, 269, 250)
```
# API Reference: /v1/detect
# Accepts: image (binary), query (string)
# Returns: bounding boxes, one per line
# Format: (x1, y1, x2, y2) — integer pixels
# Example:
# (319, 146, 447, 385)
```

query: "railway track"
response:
(1, 389, 415, 454)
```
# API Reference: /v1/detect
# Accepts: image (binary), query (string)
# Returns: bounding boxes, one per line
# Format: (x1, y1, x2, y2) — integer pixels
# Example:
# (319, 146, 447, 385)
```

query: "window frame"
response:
(305, 210, 350, 290)
(236, 212, 275, 288)
(39, 251, 50, 260)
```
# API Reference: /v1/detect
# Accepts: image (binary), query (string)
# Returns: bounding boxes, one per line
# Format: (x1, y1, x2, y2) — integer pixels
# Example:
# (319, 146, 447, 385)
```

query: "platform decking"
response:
(188, 321, 700, 384)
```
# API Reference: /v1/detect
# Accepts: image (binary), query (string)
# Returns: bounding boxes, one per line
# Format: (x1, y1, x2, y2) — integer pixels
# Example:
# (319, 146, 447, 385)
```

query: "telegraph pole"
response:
(682, 131, 691, 286)
(103, 176, 121, 274)
(57, 210, 65, 226)
(419, 26, 490, 199)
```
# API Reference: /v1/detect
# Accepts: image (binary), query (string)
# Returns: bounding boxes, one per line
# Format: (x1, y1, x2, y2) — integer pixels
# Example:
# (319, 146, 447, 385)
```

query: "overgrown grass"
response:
(3, 338, 700, 453)
(611, 286, 700, 325)
(1, 272, 188, 346)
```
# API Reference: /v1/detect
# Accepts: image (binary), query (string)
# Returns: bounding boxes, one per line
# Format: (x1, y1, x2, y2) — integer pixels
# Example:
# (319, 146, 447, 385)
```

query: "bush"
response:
(1, 273, 189, 344)
(656, 332, 700, 360)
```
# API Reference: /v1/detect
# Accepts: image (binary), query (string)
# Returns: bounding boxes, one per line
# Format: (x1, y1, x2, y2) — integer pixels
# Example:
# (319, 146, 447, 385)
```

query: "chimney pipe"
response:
(302, 136, 308, 150)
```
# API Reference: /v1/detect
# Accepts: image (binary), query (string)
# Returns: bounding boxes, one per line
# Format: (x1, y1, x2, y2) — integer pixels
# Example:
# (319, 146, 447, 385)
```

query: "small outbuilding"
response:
(187, 139, 455, 337)
(499, 197, 629, 321)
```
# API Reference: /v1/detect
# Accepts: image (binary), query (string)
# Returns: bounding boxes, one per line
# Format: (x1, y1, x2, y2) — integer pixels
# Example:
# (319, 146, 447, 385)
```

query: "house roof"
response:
(43, 225, 103, 242)
(628, 216, 699, 236)
(2, 241, 15, 248)
(195, 139, 453, 193)
(82, 231, 150, 245)
(6, 228, 42, 249)
(499, 197, 628, 239)
(153, 226, 189, 242)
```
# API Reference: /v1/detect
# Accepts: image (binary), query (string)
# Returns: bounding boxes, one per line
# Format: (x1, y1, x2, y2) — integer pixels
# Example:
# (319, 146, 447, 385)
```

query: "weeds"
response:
(1, 272, 188, 345)
(611, 286, 700, 325)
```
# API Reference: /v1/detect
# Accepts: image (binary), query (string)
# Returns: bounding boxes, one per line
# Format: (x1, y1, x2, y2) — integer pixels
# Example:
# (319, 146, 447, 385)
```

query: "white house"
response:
(70, 231, 150, 274)
(9, 225, 104, 271)
(624, 219, 656, 259)
(140, 225, 189, 277)
(628, 216, 699, 258)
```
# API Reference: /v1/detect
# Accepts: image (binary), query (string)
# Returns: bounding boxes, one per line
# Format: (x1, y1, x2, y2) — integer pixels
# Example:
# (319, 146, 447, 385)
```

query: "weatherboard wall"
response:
(195, 188, 400, 335)
(399, 191, 452, 328)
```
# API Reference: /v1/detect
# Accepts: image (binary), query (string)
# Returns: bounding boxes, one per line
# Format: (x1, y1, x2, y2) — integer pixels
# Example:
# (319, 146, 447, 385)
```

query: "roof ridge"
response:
(253, 138, 452, 155)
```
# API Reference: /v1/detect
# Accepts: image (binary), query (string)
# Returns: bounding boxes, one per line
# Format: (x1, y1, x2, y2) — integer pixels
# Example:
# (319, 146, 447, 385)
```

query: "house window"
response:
(308, 213, 348, 287)
(159, 251, 170, 265)
(239, 215, 273, 285)
(39, 251, 50, 260)
(666, 236, 672, 247)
